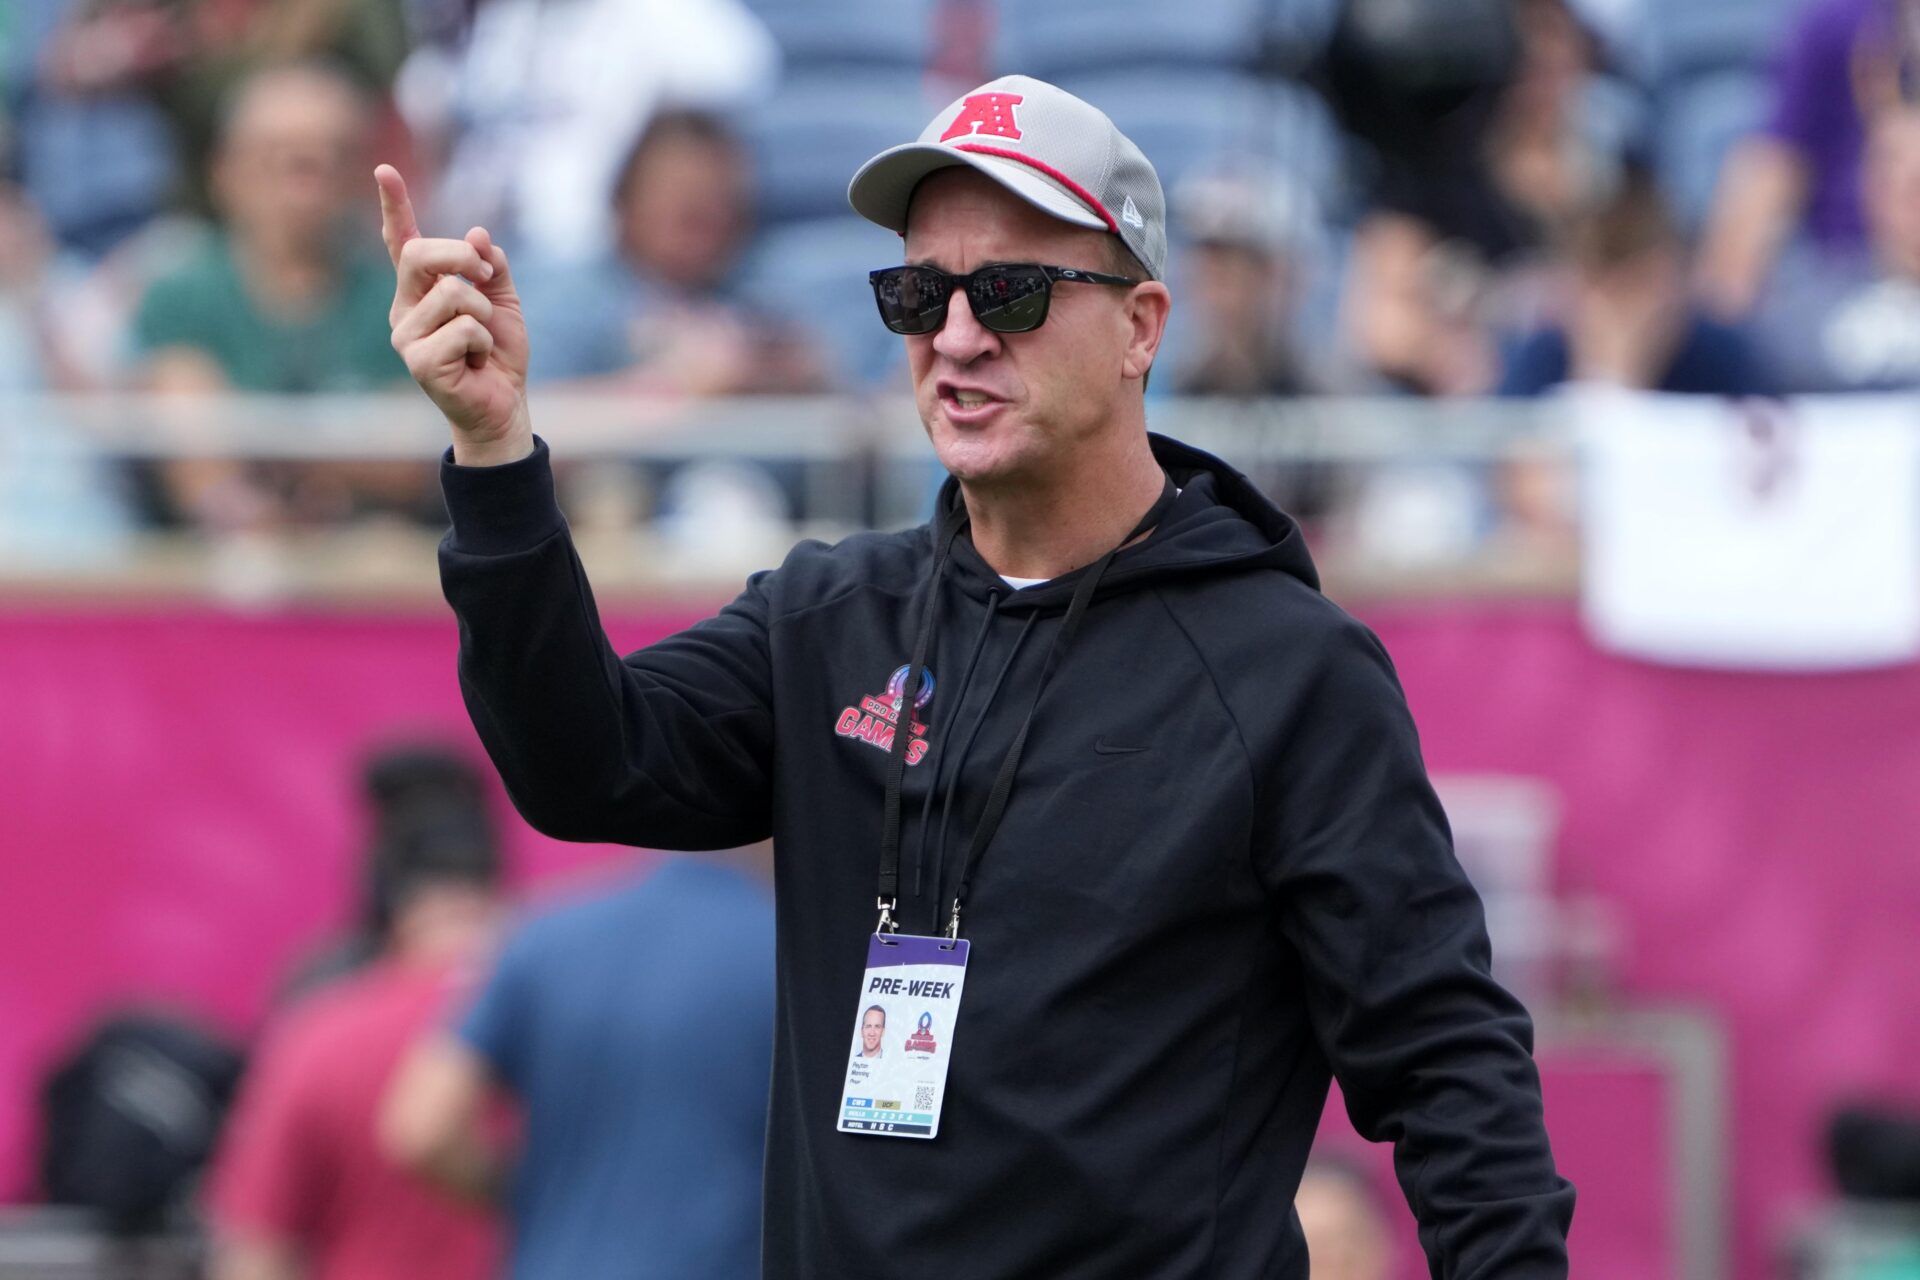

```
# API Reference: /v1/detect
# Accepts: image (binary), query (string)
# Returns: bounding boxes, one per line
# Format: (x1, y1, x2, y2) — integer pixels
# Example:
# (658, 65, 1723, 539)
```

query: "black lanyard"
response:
(875, 474, 1178, 937)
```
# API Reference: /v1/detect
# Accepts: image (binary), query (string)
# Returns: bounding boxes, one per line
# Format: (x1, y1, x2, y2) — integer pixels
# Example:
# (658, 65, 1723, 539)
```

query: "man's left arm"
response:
(1258, 616, 1575, 1278)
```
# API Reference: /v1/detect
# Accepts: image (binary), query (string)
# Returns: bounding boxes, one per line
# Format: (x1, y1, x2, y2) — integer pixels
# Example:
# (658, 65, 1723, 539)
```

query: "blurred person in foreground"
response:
(373, 67, 1571, 1276)
(280, 742, 497, 1006)
(1697, 0, 1920, 320)
(1757, 106, 1920, 391)
(519, 110, 824, 394)
(1295, 1157, 1392, 1280)
(130, 60, 420, 530)
(1500, 170, 1771, 396)
(382, 850, 775, 1279)
(204, 801, 506, 1280)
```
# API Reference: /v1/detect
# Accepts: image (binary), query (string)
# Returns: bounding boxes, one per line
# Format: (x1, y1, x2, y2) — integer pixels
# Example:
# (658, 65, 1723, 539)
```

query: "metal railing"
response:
(0, 391, 1584, 602)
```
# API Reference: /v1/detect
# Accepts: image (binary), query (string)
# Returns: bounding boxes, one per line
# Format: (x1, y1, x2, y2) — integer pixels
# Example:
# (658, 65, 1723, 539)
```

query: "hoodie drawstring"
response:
(876, 507, 966, 930)
(911, 589, 1002, 898)
(924, 607, 1037, 929)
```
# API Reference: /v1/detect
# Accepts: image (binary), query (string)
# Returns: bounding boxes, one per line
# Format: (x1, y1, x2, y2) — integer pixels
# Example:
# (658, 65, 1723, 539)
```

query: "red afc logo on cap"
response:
(940, 93, 1023, 143)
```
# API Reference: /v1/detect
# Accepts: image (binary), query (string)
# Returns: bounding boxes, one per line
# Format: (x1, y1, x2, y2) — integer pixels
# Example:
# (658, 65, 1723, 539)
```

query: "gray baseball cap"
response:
(847, 74, 1168, 280)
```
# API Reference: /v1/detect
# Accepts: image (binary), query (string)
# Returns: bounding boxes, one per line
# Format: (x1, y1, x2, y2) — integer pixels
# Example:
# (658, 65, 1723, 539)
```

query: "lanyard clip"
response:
(876, 897, 899, 935)
(943, 898, 962, 941)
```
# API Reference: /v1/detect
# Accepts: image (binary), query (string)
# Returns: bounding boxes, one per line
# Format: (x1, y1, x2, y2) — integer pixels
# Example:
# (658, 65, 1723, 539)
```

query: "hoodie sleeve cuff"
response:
(439, 435, 566, 556)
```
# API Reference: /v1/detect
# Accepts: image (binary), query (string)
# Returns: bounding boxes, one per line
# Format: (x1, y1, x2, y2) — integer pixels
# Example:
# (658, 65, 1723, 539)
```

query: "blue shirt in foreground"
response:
(459, 858, 775, 1280)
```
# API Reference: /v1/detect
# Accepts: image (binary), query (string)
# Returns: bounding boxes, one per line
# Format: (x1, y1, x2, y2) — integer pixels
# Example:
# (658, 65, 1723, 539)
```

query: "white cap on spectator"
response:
(1175, 166, 1317, 258)
(848, 75, 1168, 279)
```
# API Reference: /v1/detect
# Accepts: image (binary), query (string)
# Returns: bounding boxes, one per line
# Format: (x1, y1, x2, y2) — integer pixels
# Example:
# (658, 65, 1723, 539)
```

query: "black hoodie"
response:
(438, 433, 1574, 1279)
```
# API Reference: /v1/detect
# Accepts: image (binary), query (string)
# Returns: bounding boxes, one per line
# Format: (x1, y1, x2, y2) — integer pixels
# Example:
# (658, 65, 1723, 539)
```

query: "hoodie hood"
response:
(936, 432, 1320, 607)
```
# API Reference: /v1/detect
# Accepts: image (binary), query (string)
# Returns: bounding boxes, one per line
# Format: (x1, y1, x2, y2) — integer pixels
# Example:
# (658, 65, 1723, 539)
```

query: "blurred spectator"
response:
(128, 61, 424, 529)
(281, 742, 497, 1007)
(1758, 106, 1920, 391)
(132, 62, 396, 393)
(1334, 0, 1626, 395)
(161, 0, 410, 215)
(1501, 171, 1771, 395)
(0, 182, 61, 389)
(1294, 1157, 1391, 1280)
(394, 0, 776, 262)
(0, 180, 136, 559)
(382, 853, 775, 1280)
(1170, 167, 1322, 397)
(8, 0, 186, 258)
(1697, 0, 1920, 319)
(11, 0, 405, 255)
(519, 109, 824, 394)
(1168, 166, 1344, 523)
(204, 800, 505, 1280)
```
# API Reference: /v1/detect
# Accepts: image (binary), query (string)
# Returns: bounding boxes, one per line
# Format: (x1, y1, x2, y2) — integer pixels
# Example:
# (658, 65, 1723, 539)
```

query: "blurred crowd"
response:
(1, 0, 1918, 535)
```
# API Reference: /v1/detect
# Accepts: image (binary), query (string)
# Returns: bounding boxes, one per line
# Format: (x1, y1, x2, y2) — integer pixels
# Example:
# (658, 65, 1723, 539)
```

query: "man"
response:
(379, 72, 1573, 1277)
(133, 61, 417, 528)
(380, 854, 776, 1279)
(204, 802, 504, 1280)
(858, 1006, 885, 1058)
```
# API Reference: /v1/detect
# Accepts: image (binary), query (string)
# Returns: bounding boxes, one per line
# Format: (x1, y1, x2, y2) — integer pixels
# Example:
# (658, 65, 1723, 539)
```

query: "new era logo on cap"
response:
(847, 75, 1169, 281)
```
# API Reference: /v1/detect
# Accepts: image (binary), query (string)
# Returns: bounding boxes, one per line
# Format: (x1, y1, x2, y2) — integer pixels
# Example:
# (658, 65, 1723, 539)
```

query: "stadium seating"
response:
(1638, 0, 1796, 84)
(743, 73, 941, 225)
(738, 216, 908, 388)
(1653, 70, 1769, 232)
(1055, 69, 1347, 209)
(739, 0, 940, 69)
(992, 0, 1339, 78)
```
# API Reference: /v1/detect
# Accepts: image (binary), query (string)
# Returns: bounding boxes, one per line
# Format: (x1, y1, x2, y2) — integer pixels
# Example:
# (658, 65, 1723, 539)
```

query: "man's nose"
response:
(931, 286, 1001, 363)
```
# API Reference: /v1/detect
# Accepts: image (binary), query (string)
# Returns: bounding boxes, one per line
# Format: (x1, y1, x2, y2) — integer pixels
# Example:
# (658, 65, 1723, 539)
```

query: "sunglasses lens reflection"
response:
(967, 267, 1049, 332)
(874, 268, 948, 335)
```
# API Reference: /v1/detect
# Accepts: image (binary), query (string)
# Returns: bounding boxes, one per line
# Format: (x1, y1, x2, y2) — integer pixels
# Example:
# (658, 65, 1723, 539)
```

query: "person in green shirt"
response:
(132, 61, 418, 528)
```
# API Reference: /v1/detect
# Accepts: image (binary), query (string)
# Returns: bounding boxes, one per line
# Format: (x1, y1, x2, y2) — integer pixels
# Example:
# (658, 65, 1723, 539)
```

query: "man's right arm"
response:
(437, 441, 776, 848)
(378, 165, 775, 849)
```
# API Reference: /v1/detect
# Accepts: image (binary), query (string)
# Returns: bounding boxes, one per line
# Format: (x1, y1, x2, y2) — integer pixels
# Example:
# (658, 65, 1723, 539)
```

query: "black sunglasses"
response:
(868, 263, 1138, 335)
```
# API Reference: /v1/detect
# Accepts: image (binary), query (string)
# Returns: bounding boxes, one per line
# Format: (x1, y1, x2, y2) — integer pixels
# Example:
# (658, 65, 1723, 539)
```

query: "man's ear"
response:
(1122, 281, 1171, 382)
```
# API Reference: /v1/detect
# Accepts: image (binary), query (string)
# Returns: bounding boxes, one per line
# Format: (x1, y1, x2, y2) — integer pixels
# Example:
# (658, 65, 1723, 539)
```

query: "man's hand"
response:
(377, 165, 534, 466)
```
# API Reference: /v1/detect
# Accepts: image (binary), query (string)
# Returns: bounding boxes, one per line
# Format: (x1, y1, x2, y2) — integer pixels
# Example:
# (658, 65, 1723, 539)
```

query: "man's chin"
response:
(928, 422, 1026, 485)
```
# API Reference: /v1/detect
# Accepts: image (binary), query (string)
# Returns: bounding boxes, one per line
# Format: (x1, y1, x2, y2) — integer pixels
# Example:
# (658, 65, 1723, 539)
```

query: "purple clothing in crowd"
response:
(1763, 0, 1900, 249)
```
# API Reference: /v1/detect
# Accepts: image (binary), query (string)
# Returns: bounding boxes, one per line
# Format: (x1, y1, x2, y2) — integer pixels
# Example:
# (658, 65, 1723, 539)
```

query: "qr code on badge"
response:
(914, 1085, 935, 1111)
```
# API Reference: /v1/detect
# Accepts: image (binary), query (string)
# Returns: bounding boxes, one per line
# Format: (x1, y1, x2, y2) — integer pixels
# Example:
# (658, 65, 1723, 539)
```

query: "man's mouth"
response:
(937, 381, 1007, 421)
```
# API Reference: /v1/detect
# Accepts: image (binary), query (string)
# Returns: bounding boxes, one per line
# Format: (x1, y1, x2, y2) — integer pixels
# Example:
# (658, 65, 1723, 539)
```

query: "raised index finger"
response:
(375, 164, 419, 267)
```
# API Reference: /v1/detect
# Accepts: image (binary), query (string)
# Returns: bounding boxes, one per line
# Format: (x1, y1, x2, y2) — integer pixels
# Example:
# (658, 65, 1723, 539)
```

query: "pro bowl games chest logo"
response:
(904, 1010, 939, 1056)
(834, 664, 935, 766)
